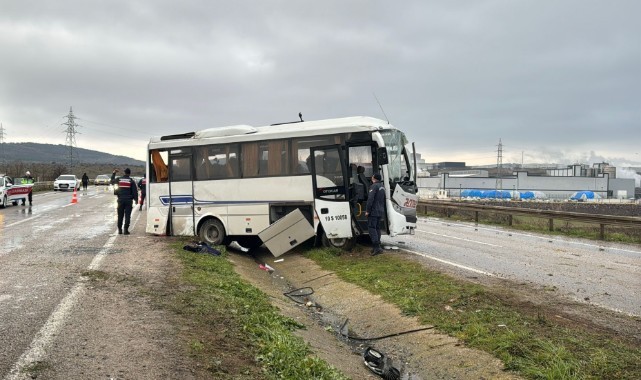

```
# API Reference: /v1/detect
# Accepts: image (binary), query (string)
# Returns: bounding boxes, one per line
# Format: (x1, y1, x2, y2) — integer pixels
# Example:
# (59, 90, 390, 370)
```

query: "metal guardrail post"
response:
(600, 224, 605, 240)
(549, 219, 554, 232)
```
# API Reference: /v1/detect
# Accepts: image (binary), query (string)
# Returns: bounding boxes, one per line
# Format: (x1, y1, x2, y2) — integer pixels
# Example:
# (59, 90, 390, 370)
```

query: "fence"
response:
(418, 200, 641, 240)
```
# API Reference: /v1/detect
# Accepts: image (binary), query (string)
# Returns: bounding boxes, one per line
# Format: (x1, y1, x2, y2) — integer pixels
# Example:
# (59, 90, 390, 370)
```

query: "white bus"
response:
(145, 116, 418, 252)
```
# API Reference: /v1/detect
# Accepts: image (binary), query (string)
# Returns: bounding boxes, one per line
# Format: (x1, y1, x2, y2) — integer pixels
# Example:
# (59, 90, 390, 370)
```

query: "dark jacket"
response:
(138, 177, 147, 194)
(111, 172, 139, 202)
(366, 181, 385, 217)
(81, 174, 89, 185)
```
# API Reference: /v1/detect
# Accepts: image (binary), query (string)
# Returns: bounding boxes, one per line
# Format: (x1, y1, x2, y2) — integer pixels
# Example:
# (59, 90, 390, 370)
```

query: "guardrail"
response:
(418, 200, 641, 240)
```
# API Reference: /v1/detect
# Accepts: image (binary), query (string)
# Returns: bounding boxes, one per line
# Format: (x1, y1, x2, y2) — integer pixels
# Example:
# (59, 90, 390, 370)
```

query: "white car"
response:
(54, 175, 81, 191)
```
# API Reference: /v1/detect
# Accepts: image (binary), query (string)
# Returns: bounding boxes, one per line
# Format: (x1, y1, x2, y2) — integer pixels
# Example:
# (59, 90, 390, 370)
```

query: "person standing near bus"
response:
(111, 168, 138, 235)
(137, 174, 147, 211)
(366, 173, 385, 256)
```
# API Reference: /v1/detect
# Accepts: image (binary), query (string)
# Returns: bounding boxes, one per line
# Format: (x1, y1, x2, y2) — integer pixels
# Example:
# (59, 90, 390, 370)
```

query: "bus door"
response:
(309, 145, 352, 239)
(167, 150, 196, 236)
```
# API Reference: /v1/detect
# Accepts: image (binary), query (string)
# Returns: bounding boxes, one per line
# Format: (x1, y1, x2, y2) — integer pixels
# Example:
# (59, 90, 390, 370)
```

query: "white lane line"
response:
(5, 214, 44, 228)
(402, 248, 496, 277)
(416, 229, 503, 248)
(4, 212, 141, 380)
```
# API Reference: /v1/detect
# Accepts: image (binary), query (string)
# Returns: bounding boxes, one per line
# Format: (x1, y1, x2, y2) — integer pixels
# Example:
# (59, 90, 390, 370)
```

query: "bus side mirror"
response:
(377, 147, 389, 165)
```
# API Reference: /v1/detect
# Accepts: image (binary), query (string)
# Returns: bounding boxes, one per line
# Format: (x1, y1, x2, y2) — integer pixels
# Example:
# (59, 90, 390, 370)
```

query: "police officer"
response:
(365, 173, 385, 256)
(111, 168, 138, 235)
(137, 174, 147, 211)
(21, 171, 34, 205)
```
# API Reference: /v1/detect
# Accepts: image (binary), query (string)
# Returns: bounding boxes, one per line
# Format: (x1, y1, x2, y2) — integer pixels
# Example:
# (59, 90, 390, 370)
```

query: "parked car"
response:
(54, 175, 81, 191)
(95, 174, 111, 186)
(0, 175, 31, 207)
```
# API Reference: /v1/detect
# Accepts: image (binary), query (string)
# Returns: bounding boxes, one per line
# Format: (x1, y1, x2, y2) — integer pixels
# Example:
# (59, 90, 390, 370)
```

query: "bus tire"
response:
(321, 232, 356, 251)
(199, 219, 228, 246)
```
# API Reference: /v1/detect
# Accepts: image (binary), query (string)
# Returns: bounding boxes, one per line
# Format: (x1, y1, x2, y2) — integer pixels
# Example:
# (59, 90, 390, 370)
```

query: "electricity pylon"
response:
(62, 107, 82, 172)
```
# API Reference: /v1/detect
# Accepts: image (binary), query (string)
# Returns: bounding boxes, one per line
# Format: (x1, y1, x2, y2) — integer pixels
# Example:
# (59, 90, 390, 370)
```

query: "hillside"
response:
(0, 142, 144, 165)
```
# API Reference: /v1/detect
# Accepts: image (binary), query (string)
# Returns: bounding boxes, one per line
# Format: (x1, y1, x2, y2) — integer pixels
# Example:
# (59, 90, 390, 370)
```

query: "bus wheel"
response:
(321, 232, 356, 251)
(199, 219, 228, 246)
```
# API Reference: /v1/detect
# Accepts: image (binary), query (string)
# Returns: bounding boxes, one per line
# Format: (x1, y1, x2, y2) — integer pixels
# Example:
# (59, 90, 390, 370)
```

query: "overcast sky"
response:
(1, 1, 639, 169)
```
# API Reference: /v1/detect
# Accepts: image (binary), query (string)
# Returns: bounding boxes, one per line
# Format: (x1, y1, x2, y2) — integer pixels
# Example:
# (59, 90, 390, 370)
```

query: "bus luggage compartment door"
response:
(258, 209, 315, 257)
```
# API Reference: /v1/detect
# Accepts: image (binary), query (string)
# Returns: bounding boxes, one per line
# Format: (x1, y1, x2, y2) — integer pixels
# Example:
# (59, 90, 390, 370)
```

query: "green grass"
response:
(305, 248, 641, 379)
(169, 241, 349, 380)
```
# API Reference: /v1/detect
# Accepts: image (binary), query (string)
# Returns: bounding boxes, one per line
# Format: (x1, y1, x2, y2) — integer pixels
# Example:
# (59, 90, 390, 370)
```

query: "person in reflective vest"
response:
(21, 171, 34, 205)
(111, 168, 138, 235)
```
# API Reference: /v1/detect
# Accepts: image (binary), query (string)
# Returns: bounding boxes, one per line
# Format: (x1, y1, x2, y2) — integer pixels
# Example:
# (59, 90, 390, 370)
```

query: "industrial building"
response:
(416, 162, 638, 201)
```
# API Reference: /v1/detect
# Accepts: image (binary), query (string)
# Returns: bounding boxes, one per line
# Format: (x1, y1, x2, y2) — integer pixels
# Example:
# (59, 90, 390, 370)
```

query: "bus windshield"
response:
(381, 129, 410, 182)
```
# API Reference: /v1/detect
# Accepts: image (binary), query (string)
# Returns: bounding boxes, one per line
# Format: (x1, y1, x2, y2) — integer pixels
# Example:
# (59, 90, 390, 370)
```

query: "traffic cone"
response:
(71, 188, 78, 204)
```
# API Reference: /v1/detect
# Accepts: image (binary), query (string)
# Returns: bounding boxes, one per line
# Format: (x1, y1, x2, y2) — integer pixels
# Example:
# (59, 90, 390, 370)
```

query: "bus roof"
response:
(149, 116, 397, 147)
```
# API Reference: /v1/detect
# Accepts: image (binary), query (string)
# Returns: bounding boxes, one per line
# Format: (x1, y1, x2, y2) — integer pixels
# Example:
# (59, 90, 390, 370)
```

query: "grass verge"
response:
(167, 240, 349, 380)
(305, 247, 641, 379)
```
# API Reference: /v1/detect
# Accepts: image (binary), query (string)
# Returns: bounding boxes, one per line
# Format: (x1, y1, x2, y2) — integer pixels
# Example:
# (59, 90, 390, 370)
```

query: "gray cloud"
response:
(0, 0, 639, 167)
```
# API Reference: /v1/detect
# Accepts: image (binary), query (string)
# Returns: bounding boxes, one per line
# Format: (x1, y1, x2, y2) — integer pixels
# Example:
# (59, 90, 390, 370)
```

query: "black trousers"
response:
(23, 190, 32, 205)
(117, 200, 133, 230)
(367, 216, 382, 244)
(140, 192, 146, 206)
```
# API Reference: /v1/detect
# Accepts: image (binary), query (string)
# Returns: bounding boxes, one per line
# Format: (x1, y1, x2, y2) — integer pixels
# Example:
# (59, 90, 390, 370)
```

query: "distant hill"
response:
(0, 142, 144, 165)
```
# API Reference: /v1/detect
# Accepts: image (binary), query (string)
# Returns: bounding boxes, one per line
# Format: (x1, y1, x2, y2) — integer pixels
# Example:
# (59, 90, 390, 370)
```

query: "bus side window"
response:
(170, 156, 192, 181)
(151, 150, 169, 182)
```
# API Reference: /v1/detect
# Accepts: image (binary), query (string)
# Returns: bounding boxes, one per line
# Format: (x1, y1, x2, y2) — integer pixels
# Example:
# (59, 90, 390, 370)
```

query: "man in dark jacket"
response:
(137, 174, 147, 211)
(365, 173, 385, 256)
(81, 173, 89, 193)
(111, 168, 138, 235)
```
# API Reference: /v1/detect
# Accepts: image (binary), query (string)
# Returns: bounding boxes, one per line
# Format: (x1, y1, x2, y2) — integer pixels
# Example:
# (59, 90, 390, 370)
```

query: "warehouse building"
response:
(417, 163, 637, 201)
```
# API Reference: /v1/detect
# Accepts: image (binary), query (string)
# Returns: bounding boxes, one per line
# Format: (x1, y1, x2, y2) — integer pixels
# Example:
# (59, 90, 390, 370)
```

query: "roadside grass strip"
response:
(169, 241, 349, 380)
(305, 247, 641, 380)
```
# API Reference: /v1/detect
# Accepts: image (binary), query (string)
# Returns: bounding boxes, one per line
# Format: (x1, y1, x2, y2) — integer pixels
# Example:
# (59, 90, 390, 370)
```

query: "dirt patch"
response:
(230, 248, 522, 379)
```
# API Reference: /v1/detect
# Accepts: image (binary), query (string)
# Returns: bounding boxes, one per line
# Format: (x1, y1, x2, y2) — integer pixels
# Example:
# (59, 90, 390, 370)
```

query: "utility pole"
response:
(496, 139, 503, 197)
(62, 107, 81, 172)
(0, 123, 5, 173)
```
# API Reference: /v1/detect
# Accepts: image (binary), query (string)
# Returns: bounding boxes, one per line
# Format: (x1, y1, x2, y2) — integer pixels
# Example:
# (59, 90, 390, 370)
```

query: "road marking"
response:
(402, 248, 496, 277)
(5, 214, 43, 228)
(4, 212, 141, 380)
(416, 229, 503, 247)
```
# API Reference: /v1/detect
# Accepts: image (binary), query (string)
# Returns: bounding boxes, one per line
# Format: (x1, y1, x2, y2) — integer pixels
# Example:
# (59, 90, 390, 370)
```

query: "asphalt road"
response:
(383, 216, 641, 317)
(0, 186, 129, 379)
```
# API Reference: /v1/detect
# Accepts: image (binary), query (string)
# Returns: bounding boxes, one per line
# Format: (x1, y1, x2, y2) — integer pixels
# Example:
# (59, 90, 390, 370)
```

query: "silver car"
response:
(54, 175, 81, 191)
